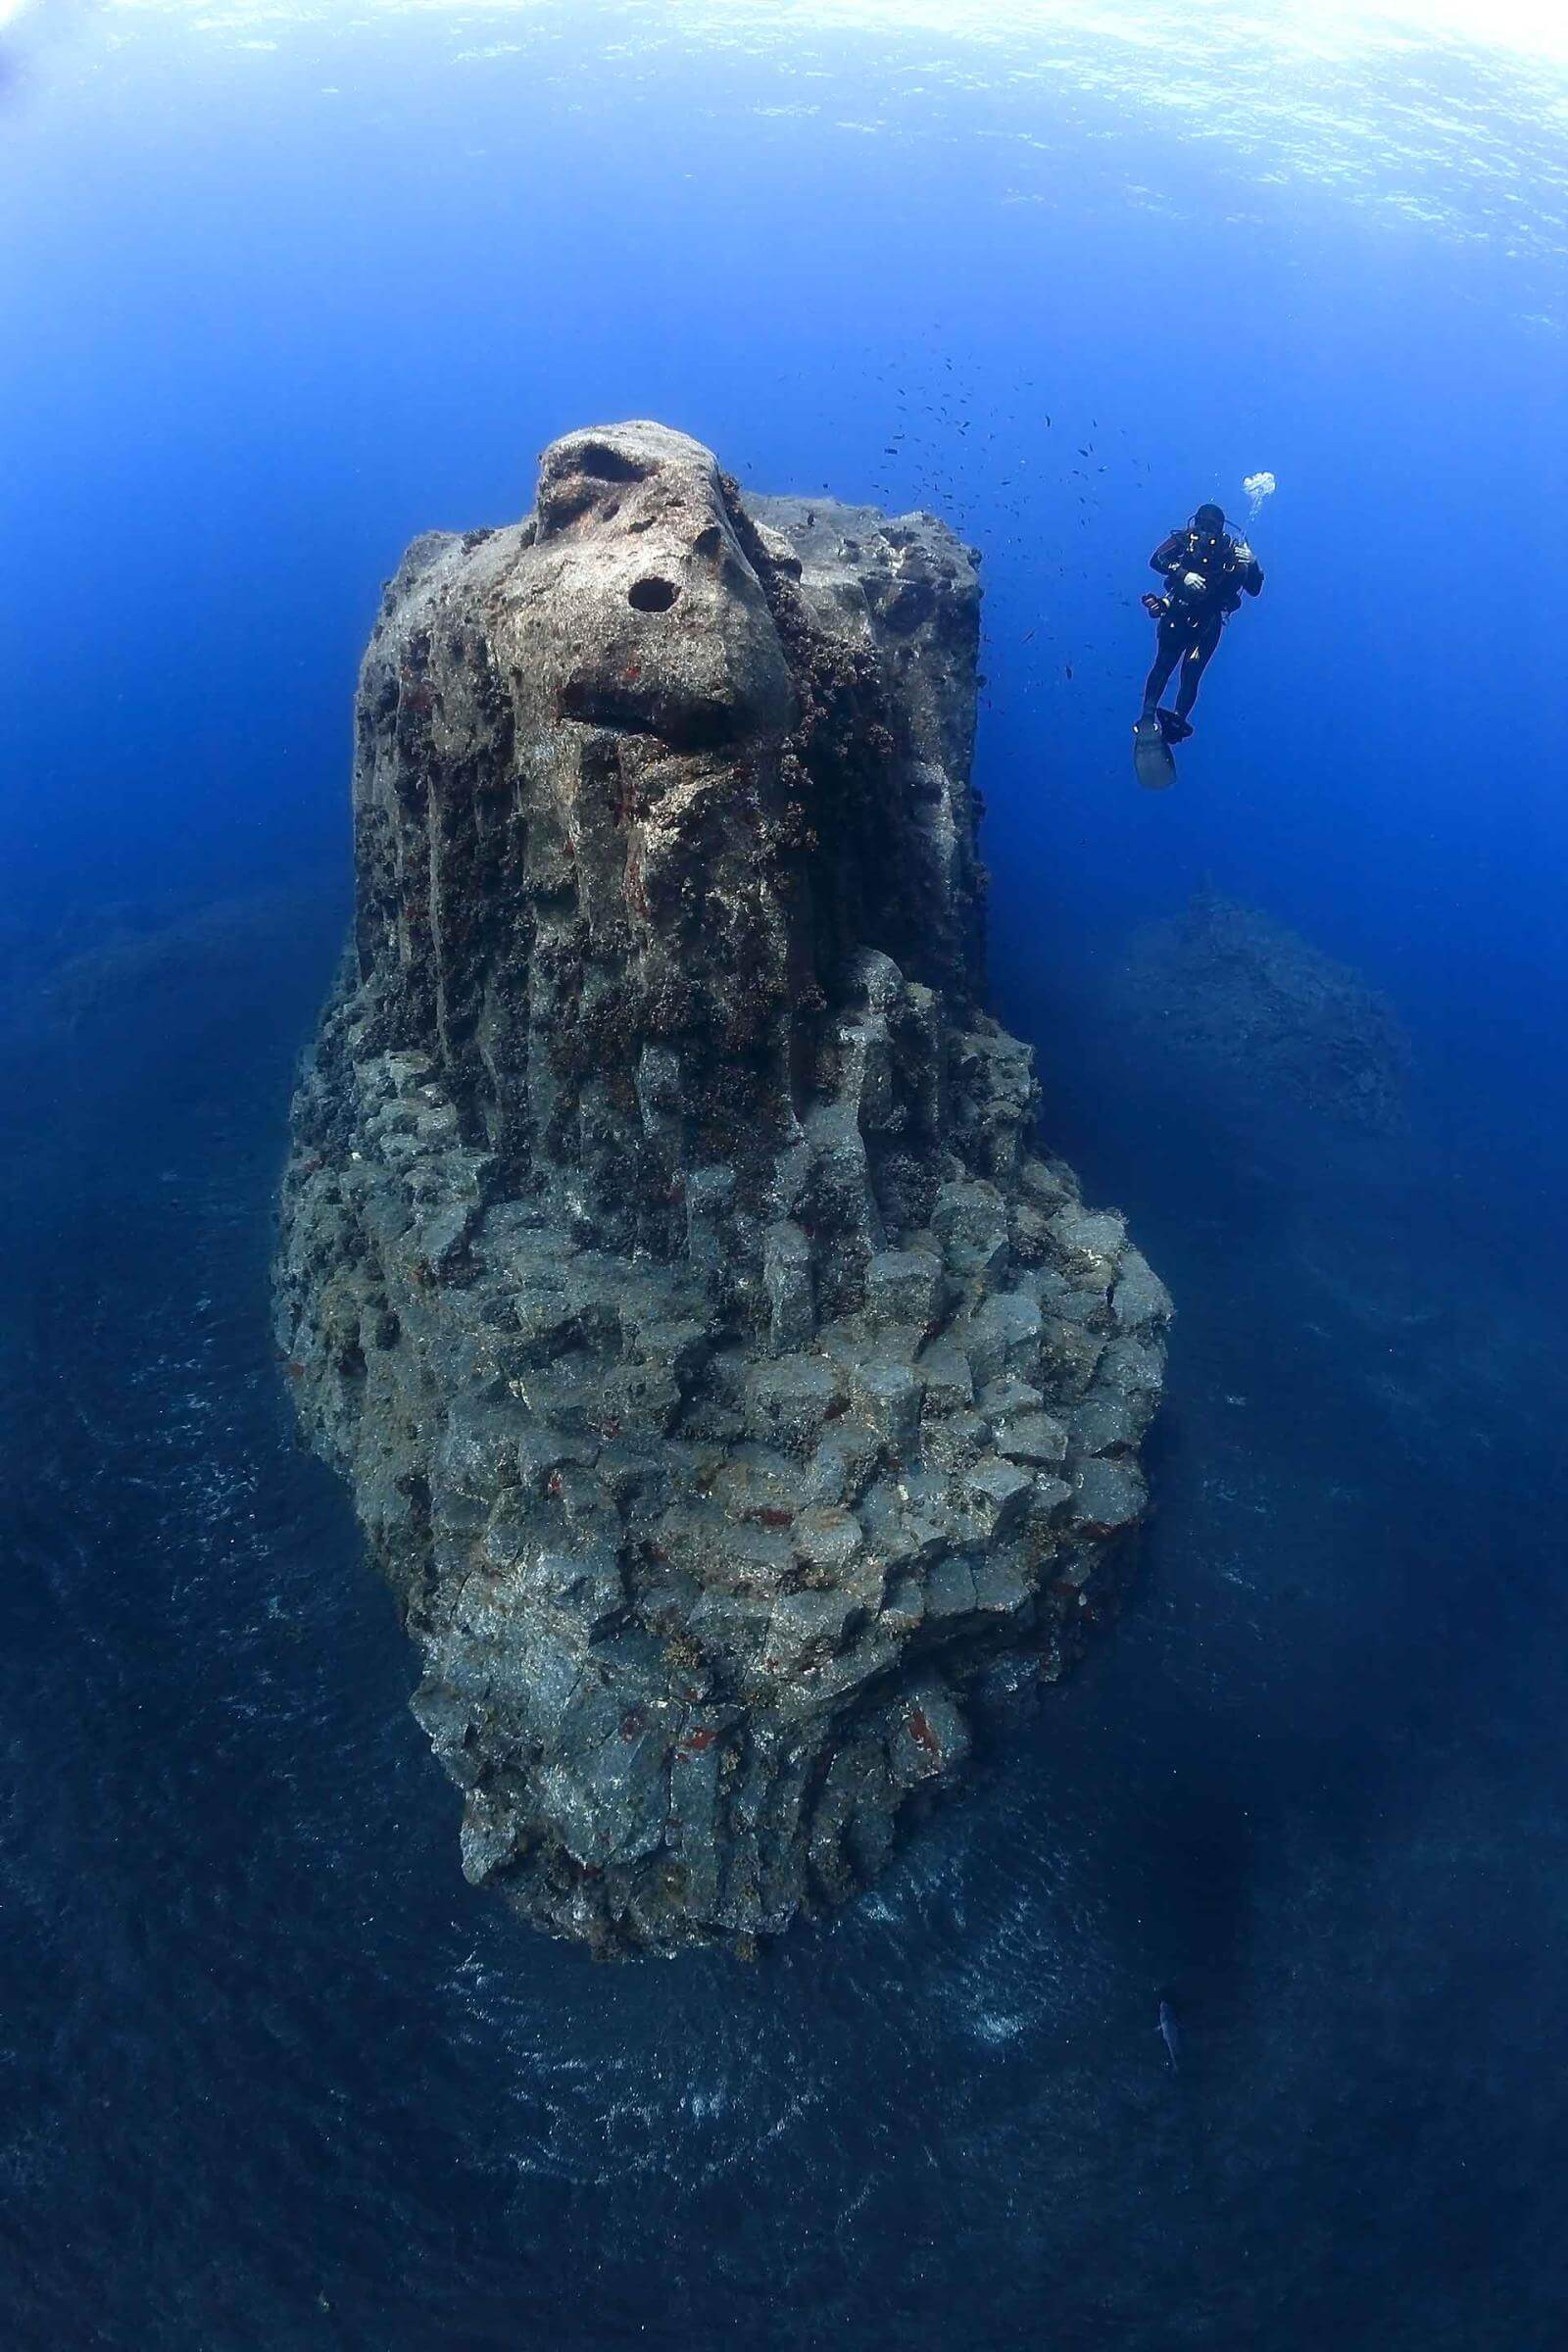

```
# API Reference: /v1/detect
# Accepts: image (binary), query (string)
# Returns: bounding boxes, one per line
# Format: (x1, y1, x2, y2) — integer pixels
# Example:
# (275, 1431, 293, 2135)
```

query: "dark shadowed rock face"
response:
(276, 421, 1169, 1956)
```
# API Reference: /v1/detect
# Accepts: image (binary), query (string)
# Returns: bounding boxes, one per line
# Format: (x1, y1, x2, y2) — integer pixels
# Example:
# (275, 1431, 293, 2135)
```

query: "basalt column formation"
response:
(276, 421, 1170, 1955)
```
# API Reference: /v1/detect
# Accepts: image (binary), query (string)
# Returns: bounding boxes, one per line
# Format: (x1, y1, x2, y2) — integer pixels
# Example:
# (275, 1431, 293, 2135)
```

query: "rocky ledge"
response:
(275, 421, 1169, 1956)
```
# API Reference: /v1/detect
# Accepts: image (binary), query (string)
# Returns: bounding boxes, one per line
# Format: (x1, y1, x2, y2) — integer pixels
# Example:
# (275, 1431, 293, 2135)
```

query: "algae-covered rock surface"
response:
(275, 421, 1169, 1955)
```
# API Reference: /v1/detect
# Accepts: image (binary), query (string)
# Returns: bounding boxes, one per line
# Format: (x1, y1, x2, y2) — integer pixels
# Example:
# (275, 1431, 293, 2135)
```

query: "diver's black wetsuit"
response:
(1141, 525, 1264, 728)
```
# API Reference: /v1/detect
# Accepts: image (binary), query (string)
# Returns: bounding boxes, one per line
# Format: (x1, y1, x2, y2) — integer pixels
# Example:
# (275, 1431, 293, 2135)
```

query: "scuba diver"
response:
(1138, 503, 1263, 746)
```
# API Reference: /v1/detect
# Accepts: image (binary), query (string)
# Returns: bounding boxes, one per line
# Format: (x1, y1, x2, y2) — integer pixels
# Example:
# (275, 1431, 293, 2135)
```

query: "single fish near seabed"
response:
(1156, 1998, 1181, 2072)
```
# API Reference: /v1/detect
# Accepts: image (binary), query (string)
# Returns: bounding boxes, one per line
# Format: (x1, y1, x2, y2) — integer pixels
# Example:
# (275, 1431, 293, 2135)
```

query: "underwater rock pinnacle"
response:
(275, 420, 1170, 1956)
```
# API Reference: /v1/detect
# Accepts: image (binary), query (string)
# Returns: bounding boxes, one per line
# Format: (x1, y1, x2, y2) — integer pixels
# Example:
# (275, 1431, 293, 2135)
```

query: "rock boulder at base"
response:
(275, 421, 1169, 1956)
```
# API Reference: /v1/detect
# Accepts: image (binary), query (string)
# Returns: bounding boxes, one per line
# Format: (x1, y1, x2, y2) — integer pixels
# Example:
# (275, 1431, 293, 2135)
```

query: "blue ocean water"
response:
(3, 5, 1567, 2344)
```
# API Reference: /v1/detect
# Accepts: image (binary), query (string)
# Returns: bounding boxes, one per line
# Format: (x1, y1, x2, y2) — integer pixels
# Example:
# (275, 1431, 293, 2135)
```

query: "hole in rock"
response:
(574, 443, 649, 485)
(693, 526, 723, 559)
(628, 577, 679, 614)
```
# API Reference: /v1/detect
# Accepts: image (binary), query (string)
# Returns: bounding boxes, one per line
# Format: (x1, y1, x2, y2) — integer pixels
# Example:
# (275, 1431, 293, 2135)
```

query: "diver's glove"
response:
(1141, 592, 1167, 618)
(1231, 538, 1253, 564)
(1181, 571, 1207, 596)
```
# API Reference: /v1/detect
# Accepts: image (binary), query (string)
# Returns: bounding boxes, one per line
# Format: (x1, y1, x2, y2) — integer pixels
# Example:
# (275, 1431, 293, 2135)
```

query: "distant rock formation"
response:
(275, 422, 1169, 1957)
(1114, 886, 1408, 1132)
(30, 885, 341, 1034)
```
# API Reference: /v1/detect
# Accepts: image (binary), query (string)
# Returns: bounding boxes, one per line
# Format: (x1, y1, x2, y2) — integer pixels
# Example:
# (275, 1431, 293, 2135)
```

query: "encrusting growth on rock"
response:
(275, 420, 1171, 1956)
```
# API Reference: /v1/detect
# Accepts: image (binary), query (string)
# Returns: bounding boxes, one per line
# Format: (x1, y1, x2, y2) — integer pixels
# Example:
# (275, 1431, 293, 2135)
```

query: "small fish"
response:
(1064, 662, 1073, 679)
(1157, 1998, 1181, 2072)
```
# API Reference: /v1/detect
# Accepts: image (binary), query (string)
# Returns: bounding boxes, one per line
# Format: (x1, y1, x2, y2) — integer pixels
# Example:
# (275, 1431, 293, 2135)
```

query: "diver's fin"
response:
(1133, 712, 1176, 792)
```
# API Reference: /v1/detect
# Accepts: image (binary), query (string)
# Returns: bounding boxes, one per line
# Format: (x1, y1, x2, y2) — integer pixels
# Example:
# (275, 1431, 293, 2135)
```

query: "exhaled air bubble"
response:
(1242, 470, 1276, 521)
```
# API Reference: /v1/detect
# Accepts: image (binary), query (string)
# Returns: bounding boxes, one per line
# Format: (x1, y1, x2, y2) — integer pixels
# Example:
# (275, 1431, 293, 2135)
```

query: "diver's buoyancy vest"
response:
(1168, 534, 1243, 619)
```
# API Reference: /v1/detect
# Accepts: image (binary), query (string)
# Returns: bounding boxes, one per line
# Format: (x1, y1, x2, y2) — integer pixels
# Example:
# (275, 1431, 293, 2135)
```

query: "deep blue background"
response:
(2, 9, 1567, 2345)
